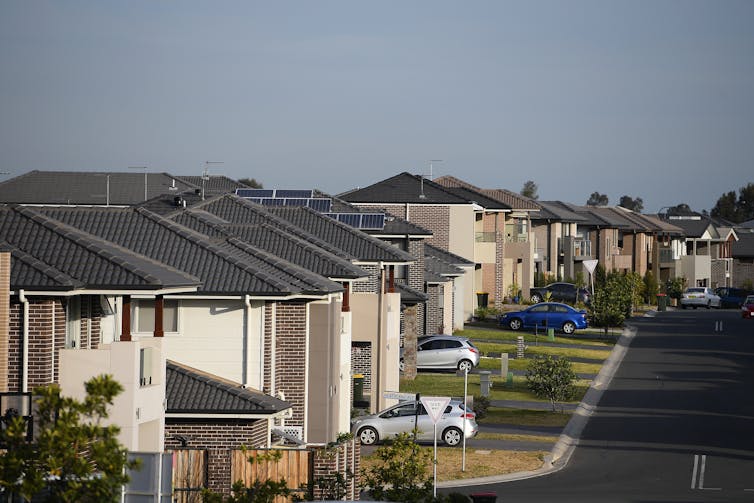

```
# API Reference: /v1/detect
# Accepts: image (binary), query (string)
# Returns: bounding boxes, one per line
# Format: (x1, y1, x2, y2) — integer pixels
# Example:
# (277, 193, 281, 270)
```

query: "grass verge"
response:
(360, 447, 547, 482)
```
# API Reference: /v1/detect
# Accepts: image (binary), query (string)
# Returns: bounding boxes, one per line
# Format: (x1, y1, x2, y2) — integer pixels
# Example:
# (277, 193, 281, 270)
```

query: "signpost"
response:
(584, 259, 599, 297)
(420, 396, 451, 498)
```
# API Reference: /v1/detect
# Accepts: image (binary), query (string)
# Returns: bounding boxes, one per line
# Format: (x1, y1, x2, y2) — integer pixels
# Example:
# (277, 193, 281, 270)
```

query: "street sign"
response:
(383, 391, 416, 401)
(420, 396, 451, 424)
(583, 259, 598, 274)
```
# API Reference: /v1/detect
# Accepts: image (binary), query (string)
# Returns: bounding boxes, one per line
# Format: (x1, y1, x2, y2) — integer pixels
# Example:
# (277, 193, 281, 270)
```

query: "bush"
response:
(525, 356, 577, 412)
(360, 433, 434, 502)
(471, 394, 490, 419)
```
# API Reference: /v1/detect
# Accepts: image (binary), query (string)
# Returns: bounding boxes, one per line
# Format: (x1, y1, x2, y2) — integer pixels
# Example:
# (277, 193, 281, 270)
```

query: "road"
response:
(445, 308, 754, 502)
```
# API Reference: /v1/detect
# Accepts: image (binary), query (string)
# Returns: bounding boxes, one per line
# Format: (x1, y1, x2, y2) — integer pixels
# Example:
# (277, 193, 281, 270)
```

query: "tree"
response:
(711, 183, 754, 223)
(666, 203, 694, 216)
(0, 375, 137, 502)
(618, 195, 644, 213)
(360, 432, 434, 502)
(525, 356, 577, 412)
(238, 178, 263, 188)
(586, 192, 609, 206)
(588, 271, 643, 332)
(520, 180, 539, 200)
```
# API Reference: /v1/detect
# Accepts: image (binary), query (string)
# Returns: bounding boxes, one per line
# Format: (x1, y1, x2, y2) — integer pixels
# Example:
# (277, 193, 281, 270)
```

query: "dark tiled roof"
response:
(395, 282, 428, 304)
(576, 206, 632, 228)
(424, 244, 474, 267)
(266, 206, 416, 263)
(34, 206, 342, 296)
(640, 214, 686, 236)
(7, 246, 81, 290)
(433, 176, 537, 211)
(732, 231, 754, 258)
(530, 201, 588, 222)
(176, 175, 250, 197)
(314, 190, 433, 237)
(424, 255, 464, 279)
(340, 172, 470, 205)
(138, 191, 205, 215)
(0, 206, 201, 291)
(0, 171, 195, 205)
(480, 189, 541, 211)
(188, 195, 355, 260)
(661, 215, 711, 238)
(166, 360, 290, 415)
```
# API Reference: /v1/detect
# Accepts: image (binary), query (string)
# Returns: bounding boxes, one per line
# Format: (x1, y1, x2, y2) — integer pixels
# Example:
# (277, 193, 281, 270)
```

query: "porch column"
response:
(388, 265, 395, 293)
(341, 283, 350, 312)
(121, 295, 131, 342)
(154, 295, 164, 337)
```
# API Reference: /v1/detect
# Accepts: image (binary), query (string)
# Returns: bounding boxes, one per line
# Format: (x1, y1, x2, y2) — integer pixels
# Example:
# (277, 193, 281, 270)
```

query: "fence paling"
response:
(231, 449, 311, 493)
(171, 449, 207, 503)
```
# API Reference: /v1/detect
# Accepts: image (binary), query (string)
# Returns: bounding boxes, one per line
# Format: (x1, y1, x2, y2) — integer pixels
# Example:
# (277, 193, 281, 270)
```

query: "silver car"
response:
(399, 335, 480, 373)
(681, 287, 721, 309)
(351, 400, 478, 446)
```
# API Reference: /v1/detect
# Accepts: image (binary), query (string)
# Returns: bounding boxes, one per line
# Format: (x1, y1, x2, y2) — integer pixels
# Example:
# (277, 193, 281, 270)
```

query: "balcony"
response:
(475, 232, 496, 243)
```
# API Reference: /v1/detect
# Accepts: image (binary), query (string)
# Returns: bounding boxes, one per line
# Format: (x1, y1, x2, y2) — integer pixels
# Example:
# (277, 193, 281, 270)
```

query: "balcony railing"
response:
(659, 248, 675, 263)
(573, 240, 591, 257)
(475, 232, 496, 243)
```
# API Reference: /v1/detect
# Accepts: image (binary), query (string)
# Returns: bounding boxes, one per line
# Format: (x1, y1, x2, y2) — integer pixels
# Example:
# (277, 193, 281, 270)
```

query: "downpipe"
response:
(19, 289, 29, 392)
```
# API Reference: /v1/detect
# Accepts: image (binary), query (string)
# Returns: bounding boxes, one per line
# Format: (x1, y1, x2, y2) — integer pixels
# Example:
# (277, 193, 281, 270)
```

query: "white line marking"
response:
(691, 454, 699, 489)
(699, 455, 721, 491)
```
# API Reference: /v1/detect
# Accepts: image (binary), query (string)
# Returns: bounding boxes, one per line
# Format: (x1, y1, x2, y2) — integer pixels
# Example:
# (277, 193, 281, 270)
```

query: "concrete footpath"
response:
(438, 319, 640, 488)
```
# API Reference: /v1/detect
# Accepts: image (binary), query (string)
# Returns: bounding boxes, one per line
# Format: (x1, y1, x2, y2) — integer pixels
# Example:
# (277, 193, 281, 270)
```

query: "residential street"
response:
(443, 308, 754, 502)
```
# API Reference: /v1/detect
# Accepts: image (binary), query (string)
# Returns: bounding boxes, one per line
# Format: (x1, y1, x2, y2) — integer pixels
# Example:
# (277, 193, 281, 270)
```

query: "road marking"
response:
(691, 455, 721, 491)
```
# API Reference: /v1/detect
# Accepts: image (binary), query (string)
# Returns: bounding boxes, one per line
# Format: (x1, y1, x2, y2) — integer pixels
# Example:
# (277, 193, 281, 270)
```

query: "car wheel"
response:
(457, 359, 473, 373)
(442, 427, 463, 446)
(530, 294, 542, 303)
(358, 427, 379, 446)
(706, 301, 711, 309)
(399, 359, 405, 372)
(508, 318, 523, 331)
(562, 321, 576, 335)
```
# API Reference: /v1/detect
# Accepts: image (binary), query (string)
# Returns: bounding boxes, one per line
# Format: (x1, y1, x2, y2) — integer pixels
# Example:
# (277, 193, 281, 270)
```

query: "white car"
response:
(399, 335, 480, 373)
(681, 287, 721, 309)
(351, 400, 478, 446)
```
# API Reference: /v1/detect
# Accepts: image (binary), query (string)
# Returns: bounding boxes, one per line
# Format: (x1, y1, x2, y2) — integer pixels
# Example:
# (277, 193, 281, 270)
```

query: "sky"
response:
(1, 1, 753, 214)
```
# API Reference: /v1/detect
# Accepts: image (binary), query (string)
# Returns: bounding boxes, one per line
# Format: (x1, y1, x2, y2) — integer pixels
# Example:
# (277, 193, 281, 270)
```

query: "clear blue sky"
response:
(2, 1, 753, 213)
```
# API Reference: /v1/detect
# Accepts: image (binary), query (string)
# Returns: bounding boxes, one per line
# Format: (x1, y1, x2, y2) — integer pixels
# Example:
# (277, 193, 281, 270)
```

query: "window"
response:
(132, 299, 179, 334)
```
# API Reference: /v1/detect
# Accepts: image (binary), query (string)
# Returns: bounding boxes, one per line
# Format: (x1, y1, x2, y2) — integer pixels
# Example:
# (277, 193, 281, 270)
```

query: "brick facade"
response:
(311, 439, 361, 500)
(351, 341, 372, 389)
(0, 252, 9, 392)
(269, 301, 307, 427)
(165, 420, 269, 494)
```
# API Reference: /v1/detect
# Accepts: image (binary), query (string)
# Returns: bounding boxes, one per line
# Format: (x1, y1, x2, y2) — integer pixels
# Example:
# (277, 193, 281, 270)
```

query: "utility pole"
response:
(203, 161, 224, 200)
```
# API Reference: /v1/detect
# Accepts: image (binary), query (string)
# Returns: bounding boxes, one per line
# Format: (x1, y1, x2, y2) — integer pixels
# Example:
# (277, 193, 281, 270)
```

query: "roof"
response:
(530, 201, 588, 222)
(732, 231, 754, 258)
(395, 282, 428, 304)
(424, 243, 475, 268)
(33, 205, 342, 296)
(166, 360, 290, 415)
(0, 170, 196, 205)
(0, 205, 201, 292)
(433, 176, 540, 211)
(339, 172, 471, 205)
(314, 190, 433, 237)
(661, 214, 713, 238)
(170, 209, 368, 280)
(176, 175, 250, 197)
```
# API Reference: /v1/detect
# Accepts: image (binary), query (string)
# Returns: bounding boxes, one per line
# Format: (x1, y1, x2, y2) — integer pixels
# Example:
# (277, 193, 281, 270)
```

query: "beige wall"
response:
(59, 339, 167, 452)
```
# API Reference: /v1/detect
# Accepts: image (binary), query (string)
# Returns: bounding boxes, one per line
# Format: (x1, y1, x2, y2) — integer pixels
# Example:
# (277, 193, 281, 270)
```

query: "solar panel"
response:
(260, 198, 286, 206)
(360, 214, 386, 229)
(307, 199, 332, 212)
(276, 189, 313, 198)
(236, 188, 273, 198)
(337, 213, 361, 227)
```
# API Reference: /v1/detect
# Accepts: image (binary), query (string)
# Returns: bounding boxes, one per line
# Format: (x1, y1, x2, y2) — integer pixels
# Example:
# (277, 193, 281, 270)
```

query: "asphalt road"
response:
(444, 309, 754, 502)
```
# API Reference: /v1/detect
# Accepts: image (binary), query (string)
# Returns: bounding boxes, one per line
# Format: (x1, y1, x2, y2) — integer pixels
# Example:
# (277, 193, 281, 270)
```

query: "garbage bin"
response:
(479, 371, 492, 397)
(470, 492, 497, 503)
(476, 292, 489, 308)
(353, 374, 364, 405)
(657, 293, 667, 312)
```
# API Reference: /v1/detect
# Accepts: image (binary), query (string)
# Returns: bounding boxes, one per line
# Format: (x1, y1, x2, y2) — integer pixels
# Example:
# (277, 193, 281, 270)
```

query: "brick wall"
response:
(351, 341, 371, 389)
(425, 284, 440, 335)
(311, 439, 361, 500)
(380, 204, 451, 250)
(0, 252, 9, 392)
(407, 240, 426, 337)
(273, 302, 307, 426)
(733, 259, 754, 288)
(165, 420, 269, 494)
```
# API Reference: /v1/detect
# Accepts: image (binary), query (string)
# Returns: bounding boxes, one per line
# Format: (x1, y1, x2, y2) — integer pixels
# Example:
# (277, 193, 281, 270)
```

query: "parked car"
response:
(529, 282, 590, 305)
(400, 335, 480, 373)
(499, 302, 588, 335)
(351, 399, 478, 446)
(714, 287, 751, 309)
(742, 295, 754, 319)
(680, 287, 721, 309)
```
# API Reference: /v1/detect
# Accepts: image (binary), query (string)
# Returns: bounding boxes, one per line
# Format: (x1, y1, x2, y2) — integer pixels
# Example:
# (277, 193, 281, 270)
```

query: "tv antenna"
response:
(202, 161, 224, 200)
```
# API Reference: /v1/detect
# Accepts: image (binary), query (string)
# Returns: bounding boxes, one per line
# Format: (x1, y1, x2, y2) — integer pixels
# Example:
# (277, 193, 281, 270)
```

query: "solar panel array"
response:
(235, 188, 386, 230)
(324, 213, 386, 230)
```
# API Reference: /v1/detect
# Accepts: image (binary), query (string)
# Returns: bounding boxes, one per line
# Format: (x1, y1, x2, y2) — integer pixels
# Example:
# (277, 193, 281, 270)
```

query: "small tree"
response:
(0, 375, 137, 502)
(525, 356, 577, 412)
(643, 270, 659, 304)
(360, 432, 434, 502)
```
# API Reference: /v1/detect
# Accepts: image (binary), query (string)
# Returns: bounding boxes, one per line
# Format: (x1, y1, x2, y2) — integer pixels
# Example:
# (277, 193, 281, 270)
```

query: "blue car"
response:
(499, 302, 588, 335)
